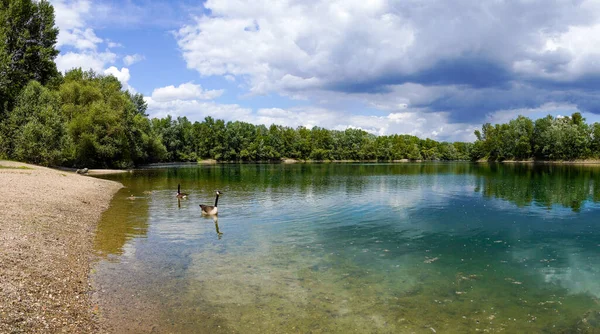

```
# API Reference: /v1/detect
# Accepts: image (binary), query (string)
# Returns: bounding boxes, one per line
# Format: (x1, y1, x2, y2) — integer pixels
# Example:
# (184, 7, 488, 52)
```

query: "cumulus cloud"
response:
(145, 98, 253, 121)
(103, 66, 134, 92)
(51, 0, 129, 89)
(51, 0, 103, 50)
(55, 50, 117, 73)
(150, 82, 224, 102)
(123, 54, 145, 66)
(174, 0, 600, 123)
(51, 0, 90, 30)
(57, 28, 102, 50)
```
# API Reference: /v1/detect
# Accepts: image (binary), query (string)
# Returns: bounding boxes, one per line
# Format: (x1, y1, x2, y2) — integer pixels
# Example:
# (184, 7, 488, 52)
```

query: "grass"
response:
(0, 164, 32, 170)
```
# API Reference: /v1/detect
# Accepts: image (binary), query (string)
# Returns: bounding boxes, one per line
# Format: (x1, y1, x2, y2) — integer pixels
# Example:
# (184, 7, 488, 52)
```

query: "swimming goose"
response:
(176, 184, 188, 199)
(199, 190, 222, 215)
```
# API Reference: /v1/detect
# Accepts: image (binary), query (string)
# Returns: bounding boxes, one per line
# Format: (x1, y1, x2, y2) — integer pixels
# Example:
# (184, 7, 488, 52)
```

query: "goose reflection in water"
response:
(205, 215, 223, 239)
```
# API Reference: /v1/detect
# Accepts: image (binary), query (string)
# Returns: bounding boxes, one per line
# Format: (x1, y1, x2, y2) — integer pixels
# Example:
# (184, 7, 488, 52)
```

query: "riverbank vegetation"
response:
(3, 0, 600, 168)
(471, 113, 600, 161)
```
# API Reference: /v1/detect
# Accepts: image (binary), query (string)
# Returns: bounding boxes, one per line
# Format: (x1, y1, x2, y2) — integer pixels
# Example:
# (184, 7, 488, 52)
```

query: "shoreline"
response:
(0, 160, 122, 333)
(142, 159, 467, 166)
(54, 166, 131, 175)
(480, 159, 600, 165)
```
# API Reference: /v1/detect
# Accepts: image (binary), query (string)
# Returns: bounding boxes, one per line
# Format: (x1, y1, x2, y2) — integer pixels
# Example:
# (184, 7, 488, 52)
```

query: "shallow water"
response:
(93, 163, 600, 333)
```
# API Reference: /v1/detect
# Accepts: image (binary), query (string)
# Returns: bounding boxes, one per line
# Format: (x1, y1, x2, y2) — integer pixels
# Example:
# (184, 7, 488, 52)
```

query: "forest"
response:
(2, 0, 600, 168)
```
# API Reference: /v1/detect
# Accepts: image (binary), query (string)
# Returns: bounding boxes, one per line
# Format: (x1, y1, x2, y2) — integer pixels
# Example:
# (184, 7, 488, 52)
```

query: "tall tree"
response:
(7, 81, 69, 165)
(125, 91, 148, 116)
(0, 0, 59, 113)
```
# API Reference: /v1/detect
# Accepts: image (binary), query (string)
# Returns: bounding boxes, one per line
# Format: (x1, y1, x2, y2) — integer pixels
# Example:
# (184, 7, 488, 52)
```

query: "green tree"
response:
(0, 0, 59, 112)
(125, 91, 148, 116)
(504, 116, 534, 160)
(533, 115, 554, 159)
(7, 81, 69, 165)
(591, 123, 600, 155)
(59, 70, 140, 167)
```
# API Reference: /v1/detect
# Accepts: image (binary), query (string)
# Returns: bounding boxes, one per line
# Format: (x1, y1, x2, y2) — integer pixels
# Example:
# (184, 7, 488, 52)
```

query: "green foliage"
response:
(57, 69, 167, 167)
(0, 0, 59, 112)
(473, 113, 596, 161)
(126, 91, 148, 116)
(6, 81, 68, 166)
(134, 116, 475, 163)
(0, 164, 31, 169)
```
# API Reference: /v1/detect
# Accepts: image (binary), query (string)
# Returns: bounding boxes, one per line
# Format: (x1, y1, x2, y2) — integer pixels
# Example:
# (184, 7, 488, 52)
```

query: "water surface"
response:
(93, 163, 600, 333)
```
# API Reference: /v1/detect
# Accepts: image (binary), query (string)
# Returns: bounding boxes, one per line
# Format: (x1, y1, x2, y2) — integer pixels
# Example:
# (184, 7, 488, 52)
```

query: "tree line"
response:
(0, 68, 474, 167)
(2, 0, 600, 168)
(471, 113, 600, 161)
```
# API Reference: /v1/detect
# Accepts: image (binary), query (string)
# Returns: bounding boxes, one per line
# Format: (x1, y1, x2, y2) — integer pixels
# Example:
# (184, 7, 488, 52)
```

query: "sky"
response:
(50, 0, 600, 142)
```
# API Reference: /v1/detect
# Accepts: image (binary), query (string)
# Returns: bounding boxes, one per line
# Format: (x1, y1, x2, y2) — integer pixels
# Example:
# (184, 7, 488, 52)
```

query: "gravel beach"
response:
(0, 161, 122, 333)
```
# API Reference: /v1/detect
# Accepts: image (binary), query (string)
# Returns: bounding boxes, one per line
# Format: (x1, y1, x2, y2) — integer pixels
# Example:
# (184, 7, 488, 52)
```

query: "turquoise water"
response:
(93, 163, 600, 333)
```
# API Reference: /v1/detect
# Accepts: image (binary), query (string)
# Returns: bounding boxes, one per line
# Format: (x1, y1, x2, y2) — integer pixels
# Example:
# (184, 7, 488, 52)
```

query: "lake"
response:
(92, 163, 600, 333)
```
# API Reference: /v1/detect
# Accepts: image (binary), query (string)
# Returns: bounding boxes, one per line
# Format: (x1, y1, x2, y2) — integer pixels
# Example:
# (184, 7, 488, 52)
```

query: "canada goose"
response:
(199, 190, 222, 215)
(176, 184, 188, 199)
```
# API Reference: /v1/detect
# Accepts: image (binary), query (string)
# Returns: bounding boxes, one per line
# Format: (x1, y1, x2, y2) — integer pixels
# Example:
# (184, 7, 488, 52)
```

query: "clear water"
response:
(92, 163, 600, 333)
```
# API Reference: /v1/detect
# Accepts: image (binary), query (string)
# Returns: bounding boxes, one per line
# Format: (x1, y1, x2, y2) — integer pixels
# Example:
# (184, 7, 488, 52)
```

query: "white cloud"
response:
(176, 0, 600, 96)
(103, 66, 134, 92)
(150, 82, 224, 102)
(107, 40, 123, 48)
(484, 103, 580, 125)
(52, 0, 135, 91)
(55, 50, 117, 73)
(51, 0, 103, 50)
(57, 28, 102, 50)
(146, 95, 477, 141)
(514, 21, 600, 80)
(170, 0, 600, 134)
(123, 54, 145, 66)
(52, 0, 117, 74)
(145, 97, 252, 121)
(345, 111, 477, 141)
(176, 0, 415, 94)
(252, 107, 341, 130)
(51, 0, 91, 30)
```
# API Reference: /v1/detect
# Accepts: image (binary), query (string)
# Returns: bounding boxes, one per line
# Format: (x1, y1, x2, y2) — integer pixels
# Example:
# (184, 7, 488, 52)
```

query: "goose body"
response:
(176, 184, 188, 199)
(200, 190, 222, 215)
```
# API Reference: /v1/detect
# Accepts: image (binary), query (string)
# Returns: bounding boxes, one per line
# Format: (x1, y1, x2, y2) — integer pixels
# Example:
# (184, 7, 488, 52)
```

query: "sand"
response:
(0, 160, 122, 333)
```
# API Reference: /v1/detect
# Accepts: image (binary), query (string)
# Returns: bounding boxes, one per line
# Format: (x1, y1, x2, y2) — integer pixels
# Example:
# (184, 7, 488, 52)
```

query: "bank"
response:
(0, 161, 122, 333)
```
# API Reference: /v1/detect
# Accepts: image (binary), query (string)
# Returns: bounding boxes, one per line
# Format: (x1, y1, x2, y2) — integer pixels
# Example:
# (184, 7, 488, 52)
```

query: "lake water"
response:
(92, 163, 600, 333)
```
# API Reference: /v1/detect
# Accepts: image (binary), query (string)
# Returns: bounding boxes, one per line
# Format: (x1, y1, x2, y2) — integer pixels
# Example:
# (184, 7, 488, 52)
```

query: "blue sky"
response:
(50, 0, 600, 141)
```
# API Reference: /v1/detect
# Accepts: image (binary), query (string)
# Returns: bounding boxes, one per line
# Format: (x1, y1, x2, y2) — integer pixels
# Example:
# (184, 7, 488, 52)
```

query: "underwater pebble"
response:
(424, 257, 439, 264)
